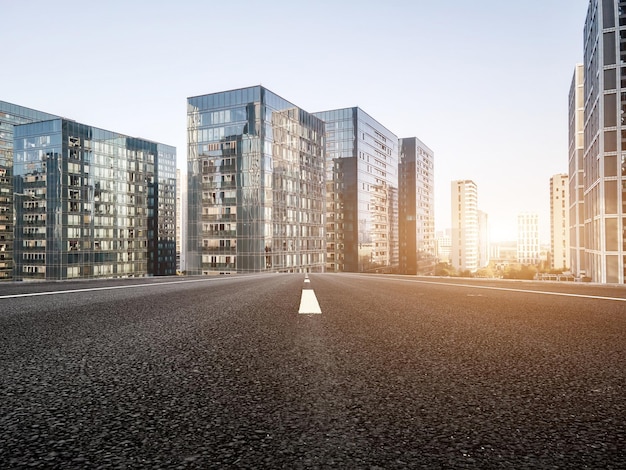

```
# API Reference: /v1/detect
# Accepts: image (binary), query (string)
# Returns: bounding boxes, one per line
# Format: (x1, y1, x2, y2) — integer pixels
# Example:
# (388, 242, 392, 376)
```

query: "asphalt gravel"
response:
(1, 273, 625, 469)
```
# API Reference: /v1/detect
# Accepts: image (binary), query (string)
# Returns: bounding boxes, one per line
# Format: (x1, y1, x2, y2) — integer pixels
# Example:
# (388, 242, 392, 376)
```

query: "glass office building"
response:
(313, 107, 398, 273)
(13, 118, 176, 280)
(187, 86, 325, 274)
(0, 101, 59, 280)
(399, 137, 435, 275)
(581, 0, 626, 283)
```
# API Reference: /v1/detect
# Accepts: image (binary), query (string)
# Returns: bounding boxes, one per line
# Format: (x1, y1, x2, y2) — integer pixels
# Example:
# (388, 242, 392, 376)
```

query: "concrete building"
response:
(568, 63, 585, 278)
(0, 101, 59, 280)
(435, 230, 452, 264)
(313, 107, 398, 273)
(490, 240, 518, 271)
(478, 210, 490, 269)
(398, 137, 435, 275)
(14, 118, 176, 280)
(451, 180, 479, 273)
(187, 86, 326, 274)
(550, 173, 570, 270)
(581, 0, 625, 283)
(517, 212, 540, 265)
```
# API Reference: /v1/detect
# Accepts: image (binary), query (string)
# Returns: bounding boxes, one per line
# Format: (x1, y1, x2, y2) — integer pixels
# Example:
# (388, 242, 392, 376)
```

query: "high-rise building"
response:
(451, 180, 479, 273)
(517, 212, 540, 265)
(313, 107, 398, 273)
(398, 137, 435, 275)
(435, 230, 452, 264)
(478, 210, 490, 269)
(0, 101, 59, 280)
(550, 174, 570, 270)
(582, 0, 625, 283)
(568, 63, 585, 278)
(13, 118, 176, 280)
(176, 168, 187, 272)
(187, 86, 326, 274)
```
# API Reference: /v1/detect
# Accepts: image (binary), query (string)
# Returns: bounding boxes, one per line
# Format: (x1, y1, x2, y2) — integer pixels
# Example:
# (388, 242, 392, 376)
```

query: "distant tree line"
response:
(433, 262, 571, 281)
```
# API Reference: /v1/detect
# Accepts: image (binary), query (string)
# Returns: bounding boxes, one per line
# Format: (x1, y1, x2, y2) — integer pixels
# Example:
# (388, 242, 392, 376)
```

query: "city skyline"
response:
(2, 1, 589, 242)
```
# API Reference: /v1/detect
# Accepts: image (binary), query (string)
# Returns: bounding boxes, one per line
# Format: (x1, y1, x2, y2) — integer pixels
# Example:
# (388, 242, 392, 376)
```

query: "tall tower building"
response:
(398, 137, 435, 275)
(517, 212, 540, 265)
(550, 174, 570, 270)
(0, 101, 59, 280)
(582, 0, 625, 283)
(478, 210, 490, 269)
(187, 86, 326, 274)
(568, 63, 585, 278)
(313, 107, 398, 273)
(177, 169, 187, 272)
(451, 180, 479, 273)
(13, 118, 176, 280)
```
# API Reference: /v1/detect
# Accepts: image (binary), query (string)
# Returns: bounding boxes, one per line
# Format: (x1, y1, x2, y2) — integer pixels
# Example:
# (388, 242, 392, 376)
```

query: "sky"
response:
(2, 0, 589, 242)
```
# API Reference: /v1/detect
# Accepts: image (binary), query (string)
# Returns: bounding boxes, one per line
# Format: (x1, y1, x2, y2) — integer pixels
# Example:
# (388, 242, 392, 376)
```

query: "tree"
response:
(435, 262, 457, 277)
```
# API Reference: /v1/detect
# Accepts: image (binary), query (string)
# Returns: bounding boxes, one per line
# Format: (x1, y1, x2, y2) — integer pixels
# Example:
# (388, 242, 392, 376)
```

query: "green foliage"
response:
(434, 262, 457, 277)
(475, 266, 496, 278)
(503, 264, 537, 280)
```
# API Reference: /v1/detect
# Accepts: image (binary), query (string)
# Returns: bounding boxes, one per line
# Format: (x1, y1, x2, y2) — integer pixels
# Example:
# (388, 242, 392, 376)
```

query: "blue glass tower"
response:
(0, 101, 59, 280)
(13, 118, 176, 280)
(187, 86, 326, 274)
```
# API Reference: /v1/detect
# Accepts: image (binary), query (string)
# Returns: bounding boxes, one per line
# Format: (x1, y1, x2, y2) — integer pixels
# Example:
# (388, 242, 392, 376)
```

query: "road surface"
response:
(1, 274, 625, 468)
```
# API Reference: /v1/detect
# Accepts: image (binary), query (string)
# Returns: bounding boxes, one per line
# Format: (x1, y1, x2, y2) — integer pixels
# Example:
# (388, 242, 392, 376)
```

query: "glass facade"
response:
(568, 64, 586, 278)
(0, 101, 59, 280)
(582, 0, 626, 283)
(13, 119, 176, 280)
(187, 86, 325, 274)
(399, 137, 435, 275)
(313, 107, 398, 273)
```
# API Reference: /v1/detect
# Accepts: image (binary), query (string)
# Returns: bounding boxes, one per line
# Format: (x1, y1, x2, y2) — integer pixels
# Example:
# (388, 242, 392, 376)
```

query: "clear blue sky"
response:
(2, 0, 589, 242)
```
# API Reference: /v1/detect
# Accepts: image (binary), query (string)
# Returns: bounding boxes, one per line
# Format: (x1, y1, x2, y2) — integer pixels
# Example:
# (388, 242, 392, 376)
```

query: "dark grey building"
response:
(186, 86, 325, 274)
(13, 118, 176, 280)
(399, 137, 435, 275)
(313, 107, 398, 273)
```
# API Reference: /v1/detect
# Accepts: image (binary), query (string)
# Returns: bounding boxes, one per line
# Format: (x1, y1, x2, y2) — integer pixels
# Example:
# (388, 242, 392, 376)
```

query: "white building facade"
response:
(517, 212, 540, 265)
(451, 180, 479, 272)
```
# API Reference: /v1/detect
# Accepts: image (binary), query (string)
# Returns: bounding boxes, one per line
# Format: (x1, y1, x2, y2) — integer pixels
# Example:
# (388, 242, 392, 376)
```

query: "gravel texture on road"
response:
(1, 274, 625, 469)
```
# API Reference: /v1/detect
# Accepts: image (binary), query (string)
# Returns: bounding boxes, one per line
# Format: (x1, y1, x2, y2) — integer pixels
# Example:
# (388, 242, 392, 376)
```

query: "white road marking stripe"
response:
(346, 275, 626, 303)
(0, 275, 269, 300)
(298, 289, 322, 314)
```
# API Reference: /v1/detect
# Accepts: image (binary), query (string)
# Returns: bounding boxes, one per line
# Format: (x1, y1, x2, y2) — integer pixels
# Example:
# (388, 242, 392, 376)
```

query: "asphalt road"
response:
(1, 274, 625, 469)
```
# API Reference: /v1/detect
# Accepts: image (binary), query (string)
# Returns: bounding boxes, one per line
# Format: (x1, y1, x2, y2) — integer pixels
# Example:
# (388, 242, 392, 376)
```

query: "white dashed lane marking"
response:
(299, 275, 321, 314)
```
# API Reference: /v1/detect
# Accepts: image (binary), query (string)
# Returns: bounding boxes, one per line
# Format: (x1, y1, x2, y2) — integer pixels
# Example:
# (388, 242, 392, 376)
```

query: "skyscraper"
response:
(398, 137, 435, 275)
(582, 0, 625, 283)
(176, 168, 187, 272)
(478, 210, 490, 269)
(568, 63, 585, 278)
(13, 118, 176, 280)
(313, 107, 398, 273)
(550, 174, 570, 270)
(451, 180, 479, 273)
(187, 86, 325, 274)
(0, 101, 59, 280)
(517, 212, 540, 265)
